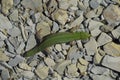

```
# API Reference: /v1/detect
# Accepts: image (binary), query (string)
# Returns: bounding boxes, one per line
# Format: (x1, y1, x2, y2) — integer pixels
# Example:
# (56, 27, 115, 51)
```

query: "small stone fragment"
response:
(25, 34, 36, 51)
(102, 55, 120, 72)
(112, 26, 120, 39)
(1, 0, 13, 14)
(16, 42, 25, 54)
(13, 0, 20, 6)
(44, 57, 56, 67)
(9, 9, 18, 21)
(0, 51, 9, 61)
(94, 52, 103, 64)
(19, 62, 32, 70)
(8, 55, 25, 67)
(0, 41, 4, 48)
(77, 63, 87, 75)
(55, 60, 71, 75)
(78, 58, 89, 66)
(84, 37, 98, 55)
(0, 32, 7, 41)
(55, 44, 62, 52)
(52, 9, 68, 25)
(35, 65, 49, 79)
(91, 28, 101, 37)
(22, 71, 34, 79)
(52, 21, 59, 32)
(90, 0, 101, 9)
(1, 69, 10, 80)
(97, 32, 112, 46)
(103, 42, 120, 56)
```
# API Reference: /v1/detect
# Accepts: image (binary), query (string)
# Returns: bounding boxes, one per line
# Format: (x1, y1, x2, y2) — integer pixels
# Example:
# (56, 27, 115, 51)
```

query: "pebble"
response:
(21, 0, 43, 12)
(25, 34, 36, 51)
(89, 0, 100, 9)
(102, 55, 120, 72)
(35, 65, 49, 79)
(1, 69, 10, 80)
(1, 0, 13, 15)
(44, 57, 56, 67)
(0, 51, 9, 61)
(78, 58, 89, 66)
(0, 41, 4, 48)
(8, 55, 25, 67)
(77, 62, 87, 75)
(55, 44, 62, 52)
(85, 10, 98, 18)
(103, 42, 120, 56)
(18, 62, 32, 70)
(112, 26, 120, 39)
(97, 32, 112, 46)
(16, 42, 25, 54)
(103, 4, 120, 26)
(13, 0, 20, 6)
(84, 37, 98, 55)
(52, 21, 59, 32)
(52, 9, 68, 25)
(55, 60, 71, 75)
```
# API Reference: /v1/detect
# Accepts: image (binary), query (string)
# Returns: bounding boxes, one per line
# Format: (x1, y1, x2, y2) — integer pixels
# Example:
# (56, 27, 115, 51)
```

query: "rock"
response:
(1, 69, 10, 80)
(84, 37, 98, 55)
(52, 9, 68, 25)
(0, 51, 9, 61)
(77, 63, 87, 75)
(90, 66, 109, 75)
(22, 71, 34, 79)
(70, 13, 84, 28)
(1, 0, 13, 15)
(8, 55, 25, 67)
(97, 32, 112, 46)
(53, 72, 62, 80)
(91, 28, 101, 37)
(103, 4, 120, 26)
(89, 0, 102, 9)
(58, 0, 78, 10)
(101, 55, 120, 72)
(21, 0, 43, 12)
(9, 9, 18, 21)
(0, 14, 13, 30)
(94, 52, 103, 64)
(44, 57, 56, 67)
(103, 42, 120, 56)
(0, 41, 4, 48)
(52, 21, 59, 32)
(16, 42, 25, 54)
(85, 10, 98, 18)
(66, 64, 79, 77)
(18, 62, 32, 70)
(35, 65, 49, 79)
(36, 21, 51, 39)
(55, 60, 71, 75)
(55, 44, 62, 52)
(78, 58, 89, 66)
(8, 26, 21, 37)
(0, 32, 7, 41)
(13, 0, 20, 6)
(25, 34, 36, 51)
(112, 26, 120, 39)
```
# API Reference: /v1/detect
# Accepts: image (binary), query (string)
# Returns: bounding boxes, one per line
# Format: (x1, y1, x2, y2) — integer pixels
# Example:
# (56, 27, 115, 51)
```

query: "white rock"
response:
(91, 28, 101, 37)
(0, 14, 13, 30)
(102, 55, 120, 72)
(1, 0, 13, 14)
(35, 65, 49, 79)
(55, 44, 62, 52)
(1, 69, 10, 80)
(9, 9, 18, 21)
(84, 37, 98, 55)
(44, 57, 56, 67)
(26, 34, 36, 51)
(55, 60, 71, 75)
(97, 32, 112, 46)
(0, 32, 7, 41)
(52, 21, 59, 32)
(19, 62, 32, 70)
(16, 42, 25, 54)
(22, 71, 34, 79)
(85, 10, 99, 18)
(112, 26, 120, 39)
(103, 42, 120, 57)
(0, 41, 4, 47)
(8, 55, 25, 67)
(0, 51, 9, 61)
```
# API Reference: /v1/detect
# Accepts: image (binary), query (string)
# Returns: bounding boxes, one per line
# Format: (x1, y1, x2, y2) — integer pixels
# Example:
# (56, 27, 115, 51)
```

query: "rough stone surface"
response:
(44, 57, 56, 67)
(0, 51, 9, 61)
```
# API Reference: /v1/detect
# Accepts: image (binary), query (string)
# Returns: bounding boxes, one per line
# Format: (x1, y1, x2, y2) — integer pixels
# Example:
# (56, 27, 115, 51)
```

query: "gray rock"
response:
(21, 0, 43, 12)
(90, 0, 100, 9)
(84, 37, 98, 55)
(0, 14, 13, 30)
(18, 62, 32, 70)
(52, 21, 59, 32)
(13, 0, 20, 6)
(97, 32, 112, 46)
(102, 55, 120, 72)
(22, 71, 35, 79)
(112, 26, 120, 39)
(0, 41, 4, 47)
(0, 51, 9, 61)
(1, 69, 10, 80)
(25, 34, 36, 51)
(0, 32, 7, 41)
(16, 42, 25, 54)
(9, 9, 18, 21)
(44, 57, 56, 67)
(8, 55, 25, 67)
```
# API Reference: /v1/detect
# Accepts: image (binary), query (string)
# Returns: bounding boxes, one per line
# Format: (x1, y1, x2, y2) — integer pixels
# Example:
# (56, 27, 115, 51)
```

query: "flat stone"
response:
(66, 63, 79, 77)
(84, 37, 98, 55)
(103, 42, 120, 57)
(13, 0, 20, 6)
(52, 21, 59, 32)
(1, 0, 13, 14)
(78, 58, 89, 66)
(85, 10, 98, 18)
(91, 28, 101, 37)
(1, 69, 10, 80)
(35, 65, 49, 79)
(97, 32, 112, 46)
(77, 63, 87, 75)
(103, 4, 120, 25)
(25, 34, 36, 51)
(0, 41, 4, 48)
(53, 72, 62, 80)
(36, 21, 51, 39)
(52, 9, 68, 25)
(0, 51, 9, 61)
(16, 42, 25, 54)
(0, 14, 13, 30)
(89, 0, 101, 9)
(112, 26, 120, 39)
(18, 62, 32, 70)
(0, 32, 7, 41)
(94, 52, 103, 64)
(22, 71, 34, 79)
(21, 0, 43, 12)
(101, 55, 120, 72)
(90, 66, 109, 75)
(55, 60, 71, 75)
(9, 9, 18, 21)
(44, 57, 56, 67)
(55, 44, 62, 52)
(8, 55, 25, 67)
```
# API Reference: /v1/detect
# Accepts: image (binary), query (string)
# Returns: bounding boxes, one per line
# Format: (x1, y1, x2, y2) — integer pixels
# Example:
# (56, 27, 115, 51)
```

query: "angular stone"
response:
(52, 9, 68, 25)
(35, 65, 49, 79)
(44, 57, 56, 67)
(0, 32, 7, 41)
(25, 34, 36, 51)
(55, 44, 62, 52)
(0, 41, 4, 48)
(91, 28, 101, 37)
(77, 63, 87, 75)
(78, 58, 89, 66)
(55, 60, 71, 75)
(84, 37, 98, 55)
(21, 0, 43, 12)
(102, 55, 120, 72)
(103, 4, 120, 25)
(52, 21, 59, 32)
(97, 32, 112, 46)
(16, 42, 25, 54)
(94, 52, 103, 64)
(0, 51, 9, 61)
(103, 42, 120, 56)
(22, 71, 34, 79)
(85, 10, 98, 18)
(36, 21, 51, 39)
(112, 26, 120, 39)
(9, 9, 18, 21)
(19, 62, 32, 70)
(1, 0, 13, 14)
(1, 69, 10, 80)
(13, 0, 20, 6)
